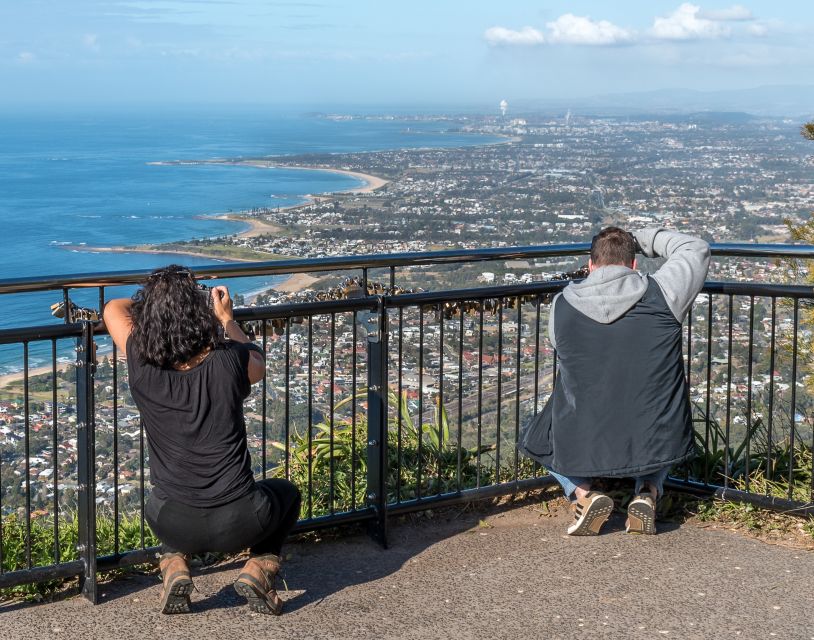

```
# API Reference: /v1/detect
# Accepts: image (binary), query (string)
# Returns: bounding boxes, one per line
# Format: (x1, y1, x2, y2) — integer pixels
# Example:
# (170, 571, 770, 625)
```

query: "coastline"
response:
(58, 215, 290, 263)
(0, 128, 503, 381)
(270, 273, 321, 293)
(61, 244, 259, 263)
(0, 363, 58, 389)
(148, 160, 389, 194)
(224, 161, 390, 194)
(212, 214, 282, 238)
(58, 162, 390, 269)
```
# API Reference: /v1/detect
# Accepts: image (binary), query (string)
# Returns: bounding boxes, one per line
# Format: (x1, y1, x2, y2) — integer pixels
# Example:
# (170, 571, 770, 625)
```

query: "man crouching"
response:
(519, 227, 710, 535)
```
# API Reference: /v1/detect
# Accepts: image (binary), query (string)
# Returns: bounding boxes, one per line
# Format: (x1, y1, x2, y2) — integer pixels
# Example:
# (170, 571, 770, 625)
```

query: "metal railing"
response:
(0, 243, 811, 603)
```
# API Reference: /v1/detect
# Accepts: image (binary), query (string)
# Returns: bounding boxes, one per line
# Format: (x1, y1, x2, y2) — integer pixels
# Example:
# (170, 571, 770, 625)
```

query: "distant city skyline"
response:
(1, 1, 813, 110)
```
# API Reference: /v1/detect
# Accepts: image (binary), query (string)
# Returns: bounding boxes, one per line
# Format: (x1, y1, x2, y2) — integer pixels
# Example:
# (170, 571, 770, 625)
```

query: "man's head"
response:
(589, 226, 637, 272)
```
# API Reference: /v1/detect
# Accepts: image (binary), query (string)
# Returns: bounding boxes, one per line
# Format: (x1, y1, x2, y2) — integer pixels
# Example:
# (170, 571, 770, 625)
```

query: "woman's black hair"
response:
(129, 265, 220, 368)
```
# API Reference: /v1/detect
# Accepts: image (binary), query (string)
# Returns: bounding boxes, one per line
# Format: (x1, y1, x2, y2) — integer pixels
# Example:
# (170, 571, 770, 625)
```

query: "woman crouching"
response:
(103, 265, 301, 615)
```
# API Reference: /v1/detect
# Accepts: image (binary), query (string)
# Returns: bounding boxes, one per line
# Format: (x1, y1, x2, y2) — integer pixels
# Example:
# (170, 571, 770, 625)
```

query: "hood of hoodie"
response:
(561, 265, 649, 324)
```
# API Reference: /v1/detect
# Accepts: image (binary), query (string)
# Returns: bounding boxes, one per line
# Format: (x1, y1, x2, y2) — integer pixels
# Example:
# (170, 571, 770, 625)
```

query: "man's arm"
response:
(633, 228, 711, 323)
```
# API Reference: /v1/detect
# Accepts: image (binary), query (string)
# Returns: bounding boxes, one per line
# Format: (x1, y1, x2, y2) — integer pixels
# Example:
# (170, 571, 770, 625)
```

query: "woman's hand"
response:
(211, 285, 233, 328)
(210, 285, 265, 384)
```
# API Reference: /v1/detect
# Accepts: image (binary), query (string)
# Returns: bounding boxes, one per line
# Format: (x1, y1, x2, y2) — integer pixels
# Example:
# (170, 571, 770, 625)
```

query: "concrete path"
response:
(2, 495, 812, 640)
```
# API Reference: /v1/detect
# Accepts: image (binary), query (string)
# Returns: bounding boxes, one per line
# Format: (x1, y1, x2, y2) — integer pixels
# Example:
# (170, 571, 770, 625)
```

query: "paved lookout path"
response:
(2, 494, 812, 640)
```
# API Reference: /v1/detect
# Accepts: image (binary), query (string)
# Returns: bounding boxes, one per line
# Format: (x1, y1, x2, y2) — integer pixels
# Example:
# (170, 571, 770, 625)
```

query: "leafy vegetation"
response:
(0, 510, 159, 599)
(268, 387, 497, 517)
(687, 403, 812, 504)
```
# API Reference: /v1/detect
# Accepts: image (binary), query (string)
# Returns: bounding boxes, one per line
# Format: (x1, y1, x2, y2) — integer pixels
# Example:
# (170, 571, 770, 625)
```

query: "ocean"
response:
(0, 106, 498, 371)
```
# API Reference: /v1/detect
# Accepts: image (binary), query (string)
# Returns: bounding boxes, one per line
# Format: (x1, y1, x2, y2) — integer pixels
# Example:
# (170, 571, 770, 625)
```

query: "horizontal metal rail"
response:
(0, 561, 85, 591)
(0, 245, 813, 601)
(665, 479, 814, 518)
(382, 281, 568, 306)
(0, 322, 84, 345)
(0, 242, 810, 295)
(233, 297, 378, 320)
(385, 477, 558, 517)
(703, 281, 814, 298)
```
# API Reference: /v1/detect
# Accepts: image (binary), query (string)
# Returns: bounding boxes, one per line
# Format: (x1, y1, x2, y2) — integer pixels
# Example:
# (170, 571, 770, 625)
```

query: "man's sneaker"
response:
(567, 492, 614, 536)
(626, 494, 657, 535)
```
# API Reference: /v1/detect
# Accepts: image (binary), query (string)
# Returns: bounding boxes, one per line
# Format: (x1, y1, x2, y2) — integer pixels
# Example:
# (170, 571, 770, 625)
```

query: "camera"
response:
(195, 283, 214, 309)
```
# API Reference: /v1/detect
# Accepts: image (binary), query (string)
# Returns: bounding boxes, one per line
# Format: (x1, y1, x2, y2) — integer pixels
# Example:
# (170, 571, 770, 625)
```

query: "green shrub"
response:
(269, 387, 498, 517)
(687, 404, 813, 503)
(0, 510, 158, 600)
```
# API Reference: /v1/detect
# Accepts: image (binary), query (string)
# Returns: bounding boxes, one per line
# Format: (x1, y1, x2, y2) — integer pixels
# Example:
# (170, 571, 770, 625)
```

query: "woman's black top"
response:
(126, 339, 256, 507)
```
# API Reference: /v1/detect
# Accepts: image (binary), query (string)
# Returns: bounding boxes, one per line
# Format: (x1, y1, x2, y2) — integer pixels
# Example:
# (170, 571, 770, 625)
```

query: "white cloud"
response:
(651, 3, 730, 40)
(486, 5, 755, 49)
(15, 51, 35, 64)
(485, 16, 633, 47)
(551, 14, 634, 46)
(546, 14, 634, 46)
(484, 26, 545, 47)
(698, 4, 754, 21)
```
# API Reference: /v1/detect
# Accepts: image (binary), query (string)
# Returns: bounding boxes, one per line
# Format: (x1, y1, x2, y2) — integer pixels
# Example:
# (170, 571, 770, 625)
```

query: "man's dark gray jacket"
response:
(518, 229, 711, 476)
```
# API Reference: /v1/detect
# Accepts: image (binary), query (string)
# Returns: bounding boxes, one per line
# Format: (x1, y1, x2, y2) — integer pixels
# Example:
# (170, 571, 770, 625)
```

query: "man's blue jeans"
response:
(546, 466, 672, 501)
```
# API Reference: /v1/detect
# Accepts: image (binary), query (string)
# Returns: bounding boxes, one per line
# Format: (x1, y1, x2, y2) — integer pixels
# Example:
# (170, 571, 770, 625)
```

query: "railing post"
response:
(75, 321, 98, 603)
(364, 300, 388, 548)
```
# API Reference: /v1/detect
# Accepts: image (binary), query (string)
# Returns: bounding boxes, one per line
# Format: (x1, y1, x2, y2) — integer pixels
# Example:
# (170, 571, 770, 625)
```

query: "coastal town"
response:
(1, 111, 812, 526)
(170, 111, 810, 284)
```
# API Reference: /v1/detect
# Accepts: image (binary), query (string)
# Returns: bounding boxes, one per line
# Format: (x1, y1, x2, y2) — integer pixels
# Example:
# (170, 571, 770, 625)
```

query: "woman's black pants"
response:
(145, 479, 302, 557)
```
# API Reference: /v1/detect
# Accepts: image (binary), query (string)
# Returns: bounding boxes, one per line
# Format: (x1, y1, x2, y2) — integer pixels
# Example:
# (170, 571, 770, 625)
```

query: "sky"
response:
(1, 1, 813, 108)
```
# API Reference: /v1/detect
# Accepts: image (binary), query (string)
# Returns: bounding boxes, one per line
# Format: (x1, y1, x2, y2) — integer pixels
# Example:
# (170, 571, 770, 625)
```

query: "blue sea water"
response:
(0, 107, 498, 371)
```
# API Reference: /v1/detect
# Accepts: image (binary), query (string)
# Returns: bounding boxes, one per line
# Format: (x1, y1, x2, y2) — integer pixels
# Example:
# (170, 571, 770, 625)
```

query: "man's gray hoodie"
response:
(549, 228, 711, 349)
(520, 228, 711, 477)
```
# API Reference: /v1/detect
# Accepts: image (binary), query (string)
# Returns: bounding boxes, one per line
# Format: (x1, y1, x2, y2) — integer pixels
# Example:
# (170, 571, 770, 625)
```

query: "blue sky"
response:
(1, 1, 812, 107)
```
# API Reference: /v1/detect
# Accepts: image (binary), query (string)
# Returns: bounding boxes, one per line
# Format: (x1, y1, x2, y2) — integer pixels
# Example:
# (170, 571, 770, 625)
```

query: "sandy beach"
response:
(212, 214, 283, 238)
(271, 273, 321, 293)
(0, 363, 57, 389)
(230, 161, 389, 194)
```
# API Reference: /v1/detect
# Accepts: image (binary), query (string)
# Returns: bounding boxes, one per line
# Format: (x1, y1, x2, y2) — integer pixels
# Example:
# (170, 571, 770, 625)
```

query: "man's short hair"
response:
(590, 227, 635, 267)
